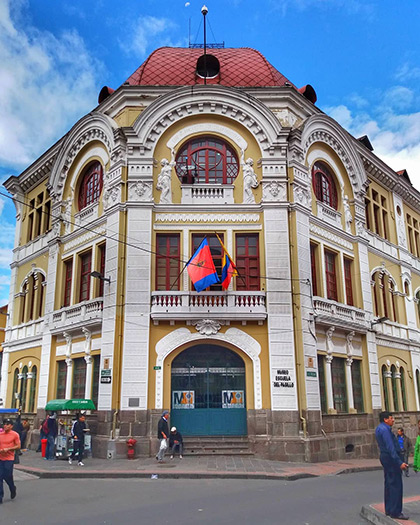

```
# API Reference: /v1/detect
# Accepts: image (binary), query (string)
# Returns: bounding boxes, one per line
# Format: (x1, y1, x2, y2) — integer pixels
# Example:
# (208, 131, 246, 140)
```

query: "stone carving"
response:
(103, 186, 120, 210)
(62, 198, 72, 235)
(397, 215, 408, 248)
(156, 158, 174, 204)
(294, 185, 311, 207)
(193, 319, 223, 336)
(82, 327, 92, 354)
(343, 195, 353, 233)
(356, 220, 368, 239)
(325, 326, 335, 354)
(128, 181, 152, 202)
(155, 213, 260, 223)
(262, 181, 286, 202)
(242, 158, 259, 204)
(346, 331, 355, 357)
(52, 220, 61, 238)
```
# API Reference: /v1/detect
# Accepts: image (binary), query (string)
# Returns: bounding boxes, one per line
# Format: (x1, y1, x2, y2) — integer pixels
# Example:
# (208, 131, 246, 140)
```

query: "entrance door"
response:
(171, 345, 247, 436)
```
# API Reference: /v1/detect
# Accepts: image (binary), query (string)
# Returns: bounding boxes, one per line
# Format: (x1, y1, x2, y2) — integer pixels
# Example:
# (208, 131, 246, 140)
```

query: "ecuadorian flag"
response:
(216, 233, 238, 290)
(187, 238, 220, 292)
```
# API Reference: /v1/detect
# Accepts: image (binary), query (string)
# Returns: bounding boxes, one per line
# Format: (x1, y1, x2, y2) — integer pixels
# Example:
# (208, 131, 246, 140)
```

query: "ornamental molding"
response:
(376, 337, 411, 351)
(103, 185, 121, 210)
(301, 114, 366, 193)
(133, 85, 284, 157)
(154, 326, 262, 410)
(62, 227, 107, 253)
(293, 185, 311, 207)
(193, 319, 224, 335)
(262, 181, 287, 202)
(154, 213, 261, 223)
(309, 223, 353, 250)
(128, 181, 153, 202)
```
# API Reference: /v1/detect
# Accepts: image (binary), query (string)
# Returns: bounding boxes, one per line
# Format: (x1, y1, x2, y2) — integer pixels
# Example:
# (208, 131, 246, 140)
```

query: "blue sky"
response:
(0, 0, 419, 305)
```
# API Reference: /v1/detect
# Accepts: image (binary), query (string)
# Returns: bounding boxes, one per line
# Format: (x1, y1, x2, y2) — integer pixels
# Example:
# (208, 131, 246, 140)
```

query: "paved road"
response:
(2, 470, 420, 524)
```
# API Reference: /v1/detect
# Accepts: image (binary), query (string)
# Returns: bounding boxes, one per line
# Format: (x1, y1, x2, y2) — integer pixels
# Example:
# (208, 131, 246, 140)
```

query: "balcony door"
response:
(171, 345, 247, 436)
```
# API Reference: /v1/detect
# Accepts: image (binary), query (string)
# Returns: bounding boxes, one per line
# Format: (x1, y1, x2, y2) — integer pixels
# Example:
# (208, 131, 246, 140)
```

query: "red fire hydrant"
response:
(126, 438, 137, 459)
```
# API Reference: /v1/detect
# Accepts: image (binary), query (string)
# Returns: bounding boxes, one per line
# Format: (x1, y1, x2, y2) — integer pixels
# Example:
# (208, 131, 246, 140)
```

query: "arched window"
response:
(400, 367, 407, 411)
(78, 161, 103, 210)
(391, 365, 399, 411)
(372, 271, 398, 322)
(20, 365, 28, 412)
(312, 161, 338, 209)
(28, 366, 37, 413)
(11, 368, 19, 408)
(175, 137, 239, 184)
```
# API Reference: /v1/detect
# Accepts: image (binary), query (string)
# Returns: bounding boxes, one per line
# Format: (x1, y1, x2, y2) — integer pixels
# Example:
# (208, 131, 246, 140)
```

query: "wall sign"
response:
(172, 391, 194, 409)
(222, 390, 244, 408)
(100, 369, 112, 384)
(272, 369, 294, 389)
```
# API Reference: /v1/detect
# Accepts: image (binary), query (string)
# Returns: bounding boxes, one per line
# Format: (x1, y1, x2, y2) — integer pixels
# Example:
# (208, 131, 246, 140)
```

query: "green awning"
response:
(45, 399, 96, 411)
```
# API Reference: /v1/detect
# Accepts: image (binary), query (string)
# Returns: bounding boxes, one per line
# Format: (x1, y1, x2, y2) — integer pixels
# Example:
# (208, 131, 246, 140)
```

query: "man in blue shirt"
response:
(375, 411, 409, 520)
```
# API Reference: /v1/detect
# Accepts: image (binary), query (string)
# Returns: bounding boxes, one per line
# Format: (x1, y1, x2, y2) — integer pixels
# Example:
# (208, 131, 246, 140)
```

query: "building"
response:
(1, 46, 420, 461)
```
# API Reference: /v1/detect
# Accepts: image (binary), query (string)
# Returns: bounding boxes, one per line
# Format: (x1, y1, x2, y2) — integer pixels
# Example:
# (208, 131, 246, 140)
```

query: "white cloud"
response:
(269, 0, 374, 16)
(119, 16, 180, 59)
(395, 62, 420, 82)
(0, 0, 102, 171)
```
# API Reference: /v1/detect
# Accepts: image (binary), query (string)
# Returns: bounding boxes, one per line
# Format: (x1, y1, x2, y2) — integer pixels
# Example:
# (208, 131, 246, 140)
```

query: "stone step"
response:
(181, 436, 254, 456)
(183, 449, 254, 456)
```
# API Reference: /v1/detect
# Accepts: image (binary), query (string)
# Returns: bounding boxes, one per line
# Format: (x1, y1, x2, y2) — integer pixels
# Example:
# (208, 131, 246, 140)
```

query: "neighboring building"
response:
(2, 46, 420, 461)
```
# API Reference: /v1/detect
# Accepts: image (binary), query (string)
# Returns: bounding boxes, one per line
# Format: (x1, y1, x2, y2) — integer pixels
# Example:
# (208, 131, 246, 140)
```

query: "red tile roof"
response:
(125, 47, 295, 88)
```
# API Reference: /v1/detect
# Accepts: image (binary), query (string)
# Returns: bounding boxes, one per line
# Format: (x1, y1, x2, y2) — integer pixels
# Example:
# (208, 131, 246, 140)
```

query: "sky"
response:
(0, 0, 419, 305)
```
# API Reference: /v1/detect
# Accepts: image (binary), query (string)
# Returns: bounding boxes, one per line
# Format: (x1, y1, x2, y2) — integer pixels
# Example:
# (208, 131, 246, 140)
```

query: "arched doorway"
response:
(171, 345, 247, 436)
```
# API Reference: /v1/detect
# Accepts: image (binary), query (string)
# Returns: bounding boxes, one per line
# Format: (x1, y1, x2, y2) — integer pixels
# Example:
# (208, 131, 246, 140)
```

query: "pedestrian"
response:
(375, 411, 409, 520)
(21, 418, 30, 451)
(169, 426, 183, 459)
(413, 420, 420, 473)
(396, 428, 412, 477)
(156, 411, 169, 463)
(0, 418, 20, 504)
(45, 413, 58, 460)
(68, 414, 87, 466)
(36, 417, 46, 452)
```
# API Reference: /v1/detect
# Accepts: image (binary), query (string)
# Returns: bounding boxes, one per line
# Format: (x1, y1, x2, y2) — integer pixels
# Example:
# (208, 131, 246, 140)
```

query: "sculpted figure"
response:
(156, 158, 174, 204)
(343, 195, 353, 232)
(243, 158, 259, 204)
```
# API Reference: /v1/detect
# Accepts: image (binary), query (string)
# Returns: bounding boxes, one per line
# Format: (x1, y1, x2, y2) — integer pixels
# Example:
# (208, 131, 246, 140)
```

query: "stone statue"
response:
(325, 326, 335, 354)
(156, 158, 174, 204)
(243, 158, 259, 204)
(62, 198, 72, 234)
(343, 195, 353, 233)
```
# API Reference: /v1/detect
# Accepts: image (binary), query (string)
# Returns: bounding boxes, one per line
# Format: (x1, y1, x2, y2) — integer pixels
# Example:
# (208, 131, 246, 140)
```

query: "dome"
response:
(125, 47, 295, 88)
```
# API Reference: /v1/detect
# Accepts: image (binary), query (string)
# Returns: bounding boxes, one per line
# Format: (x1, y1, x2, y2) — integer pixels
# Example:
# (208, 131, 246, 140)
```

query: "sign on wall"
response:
(100, 369, 112, 384)
(272, 369, 294, 389)
(222, 390, 245, 408)
(172, 391, 195, 409)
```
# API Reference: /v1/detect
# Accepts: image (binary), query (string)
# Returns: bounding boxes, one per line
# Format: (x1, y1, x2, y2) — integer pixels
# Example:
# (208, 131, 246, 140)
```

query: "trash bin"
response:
(41, 438, 48, 458)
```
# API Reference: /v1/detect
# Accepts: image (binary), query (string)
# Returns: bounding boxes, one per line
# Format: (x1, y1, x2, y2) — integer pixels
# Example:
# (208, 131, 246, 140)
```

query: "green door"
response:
(171, 345, 247, 436)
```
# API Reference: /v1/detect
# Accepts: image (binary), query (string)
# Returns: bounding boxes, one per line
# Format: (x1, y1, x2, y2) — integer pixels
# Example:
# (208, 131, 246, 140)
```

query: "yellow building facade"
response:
(1, 47, 420, 461)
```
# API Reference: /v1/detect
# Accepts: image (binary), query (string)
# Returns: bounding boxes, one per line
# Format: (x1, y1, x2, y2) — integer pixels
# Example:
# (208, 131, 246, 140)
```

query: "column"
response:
(394, 367, 404, 412)
(64, 332, 73, 399)
(325, 355, 336, 414)
(26, 371, 34, 411)
(83, 327, 93, 399)
(385, 370, 395, 412)
(345, 358, 356, 413)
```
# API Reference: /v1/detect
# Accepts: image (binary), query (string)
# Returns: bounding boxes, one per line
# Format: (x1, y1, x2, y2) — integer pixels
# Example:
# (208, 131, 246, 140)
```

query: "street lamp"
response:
(371, 316, 389, 327)
(90, 271, 111, 284)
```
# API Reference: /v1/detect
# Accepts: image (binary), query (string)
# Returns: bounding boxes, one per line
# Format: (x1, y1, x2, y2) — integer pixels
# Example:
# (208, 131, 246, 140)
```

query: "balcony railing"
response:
(181, 184, 234, 205)
(313, 298, 367, 328)
(51, 298, 104, 332)
(316, 201, 342, 228)
(6, 318, 45, 343)
(151, 291, 267, 321)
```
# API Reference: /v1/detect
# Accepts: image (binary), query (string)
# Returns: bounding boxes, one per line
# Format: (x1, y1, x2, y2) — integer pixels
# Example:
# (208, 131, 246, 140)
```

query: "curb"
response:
(15, 465, 318, 481)
(360, 505, 400, 524)
(336, 465, 383, 475)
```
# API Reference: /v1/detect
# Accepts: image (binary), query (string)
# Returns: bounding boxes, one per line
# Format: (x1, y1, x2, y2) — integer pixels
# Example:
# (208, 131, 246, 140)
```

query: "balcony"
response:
(313, 298, 368, 330)
(151, 291, 267, 322)
(316, 201, 342, 229)
(50, 298, 104, 333)
(6, 318, 45, 344)
(181, 184, 234, 205)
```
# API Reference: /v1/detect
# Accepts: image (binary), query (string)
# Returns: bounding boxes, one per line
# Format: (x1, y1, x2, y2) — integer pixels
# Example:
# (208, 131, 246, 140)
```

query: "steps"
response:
(182, 436, 254, 456)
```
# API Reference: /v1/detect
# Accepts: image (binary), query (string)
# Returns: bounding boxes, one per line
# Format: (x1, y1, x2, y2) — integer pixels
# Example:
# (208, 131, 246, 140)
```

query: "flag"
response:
(187, 238, 220, 292)
(216, 233, 238, 290)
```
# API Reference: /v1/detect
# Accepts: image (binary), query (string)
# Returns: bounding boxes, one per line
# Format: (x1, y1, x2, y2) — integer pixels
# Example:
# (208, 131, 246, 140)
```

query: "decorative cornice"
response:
(154, 213, 261, 223)
(309, 223, 353, 250)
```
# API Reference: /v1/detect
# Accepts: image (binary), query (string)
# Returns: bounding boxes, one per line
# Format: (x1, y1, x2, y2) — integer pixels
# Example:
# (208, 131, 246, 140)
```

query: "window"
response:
(56, 361, 67, 399)
(351, 360, 364, 412)
(72, 358, 87, 399)
(175, 137, 239, 184)
(331, 358, 347, 413)
(63, 259, 73, 307)
(20, 366, 28, 412)
(324, 250, 338, 301)
(156, 234, 181, 290)
(236, 234, 260, 290)
(11, 368, 19, 408)
(312, 162, 337, 209)
(26, 190, 51, 242)
(373, 271, 397, 322)
(91, 355, 100, 406)
(310, 244, 318, 296)
(192, 234, 223, 291)
(382, 365, 390, 411)
(344, 258, 354, 306)
(317, 355, 327, 414)
(391, 365, 399, 411)
(79, 251, 92, 302)
(28, 366, 37, 413)
(364, 187, 389, 239)
(78, 161, 103, 210)
(98, 244, 106, 297)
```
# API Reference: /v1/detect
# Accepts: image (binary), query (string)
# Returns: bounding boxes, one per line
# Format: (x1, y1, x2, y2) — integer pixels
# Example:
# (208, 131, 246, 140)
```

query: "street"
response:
(2, 470, 419, 524)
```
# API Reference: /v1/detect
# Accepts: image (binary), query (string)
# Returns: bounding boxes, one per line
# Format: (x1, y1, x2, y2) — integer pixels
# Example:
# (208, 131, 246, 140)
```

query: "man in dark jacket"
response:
(375, 412, 409, 520)
(68, 414, 87, 466)
(156, 411, 169, 463)
(45, 414, 58, 460)
(169, 426, 183, 459)
(396, 427, 412, 477)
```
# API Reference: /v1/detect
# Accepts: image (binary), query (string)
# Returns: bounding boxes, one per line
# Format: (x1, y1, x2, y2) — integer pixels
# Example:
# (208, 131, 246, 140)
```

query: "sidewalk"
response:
(361, 496, 420, 524)
(15, 450, 382, 481)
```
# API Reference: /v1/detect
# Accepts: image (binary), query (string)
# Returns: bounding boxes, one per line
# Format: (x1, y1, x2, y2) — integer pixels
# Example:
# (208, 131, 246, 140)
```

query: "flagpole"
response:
(169, 251, 196, 291)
